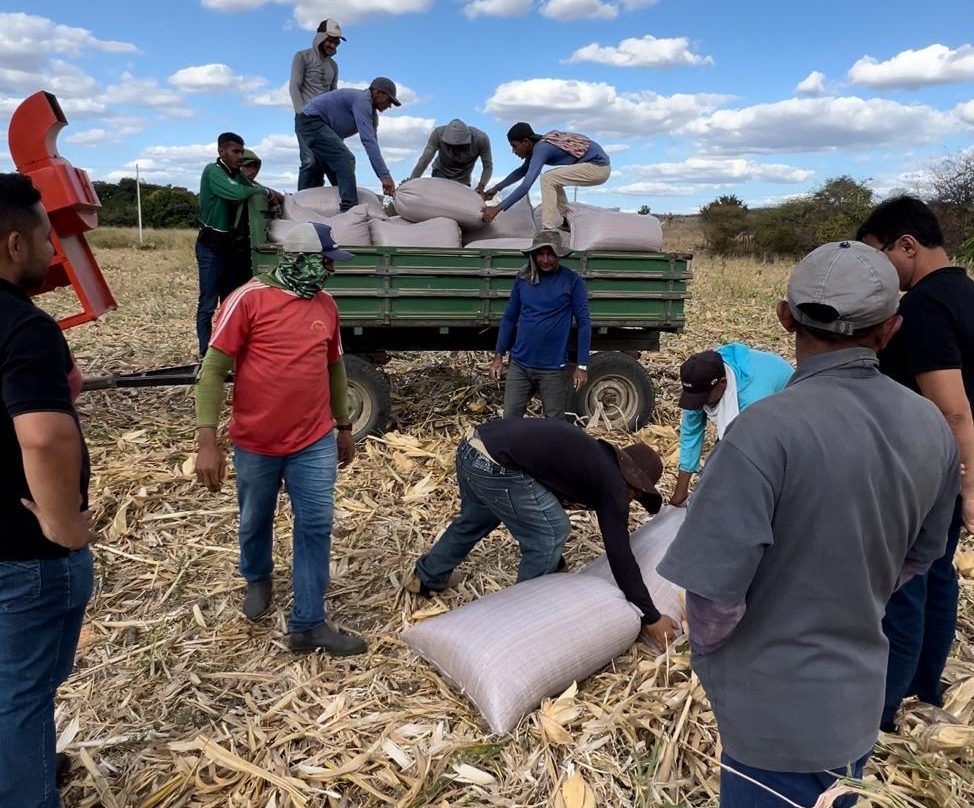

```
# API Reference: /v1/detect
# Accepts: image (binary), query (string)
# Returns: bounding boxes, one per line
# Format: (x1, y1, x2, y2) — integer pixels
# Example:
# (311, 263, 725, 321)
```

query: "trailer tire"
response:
(571, 351, 655, 432)
(343, 355, 391, 442)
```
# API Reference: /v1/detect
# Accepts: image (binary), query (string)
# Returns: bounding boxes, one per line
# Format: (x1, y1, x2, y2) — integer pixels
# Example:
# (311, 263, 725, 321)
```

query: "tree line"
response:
(700, 152, 974, 264)
(93, 179, 199, 229)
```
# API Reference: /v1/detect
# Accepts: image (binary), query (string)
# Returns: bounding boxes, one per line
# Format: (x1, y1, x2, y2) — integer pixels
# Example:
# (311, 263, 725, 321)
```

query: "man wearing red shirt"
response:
(195, 222, 364, 655)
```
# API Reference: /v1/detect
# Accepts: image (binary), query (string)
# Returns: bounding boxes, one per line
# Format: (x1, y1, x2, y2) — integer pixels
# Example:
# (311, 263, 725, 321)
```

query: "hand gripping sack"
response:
(468, 196, 536, 241)
(394, 177, 485, 231)
(369, 217, 462, 248)
(400, 506, 686, 734)
(569, 207, 663, 252)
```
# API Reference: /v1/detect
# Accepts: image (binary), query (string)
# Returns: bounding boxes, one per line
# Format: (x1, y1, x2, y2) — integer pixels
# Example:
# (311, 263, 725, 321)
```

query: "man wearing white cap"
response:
(297, 78, 401, 207)
(659, 241, 959, 808)
(195, 223, 366, 656)
(407, 119, 493, 192)
(291, 18, 345, 190)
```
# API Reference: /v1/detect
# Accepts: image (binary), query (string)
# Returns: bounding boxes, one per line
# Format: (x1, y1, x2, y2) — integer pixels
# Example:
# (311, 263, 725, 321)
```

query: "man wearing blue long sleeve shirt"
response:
(670, 343, 793, 506)
(482, 122, 610, 231)
(296, 77, 399, 209)
(490, 230, 591, 419)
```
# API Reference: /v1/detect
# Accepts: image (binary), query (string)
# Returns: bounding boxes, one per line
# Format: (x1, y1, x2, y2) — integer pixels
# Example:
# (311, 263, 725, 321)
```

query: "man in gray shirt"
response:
(407, 119, 493, 192)
(658, 241, 959, 808)
(290, 19, 343, 190)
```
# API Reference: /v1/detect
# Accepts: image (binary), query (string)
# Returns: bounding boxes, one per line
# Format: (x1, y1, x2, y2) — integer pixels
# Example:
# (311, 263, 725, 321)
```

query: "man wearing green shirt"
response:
(195, 132, 281, 356)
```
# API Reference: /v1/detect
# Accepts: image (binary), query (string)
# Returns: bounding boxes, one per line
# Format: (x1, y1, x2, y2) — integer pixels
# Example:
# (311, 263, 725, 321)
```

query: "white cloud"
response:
(65, 121, 144, 146)
(106, 73, 185, 108)
(684, 96, 958, 153)
(603, 143, 631, 154)
(848, 43, 974, 89)
(795, 70, 826, 96)
(0, 12, 136, 71)
(486, 78, 730, 137)
(464, 0, 533, 17)
(541, 0, 617, 20)
(204, 0, 434, 26)
(568, 35, 713, 68)
(627, 157, 814, 185)
(0, 60, 98, 98)
(169, 63, 255, 93)
(956, 100, 974, 127)
(251, 81, 291, 107)
(606, 181, 705, 197)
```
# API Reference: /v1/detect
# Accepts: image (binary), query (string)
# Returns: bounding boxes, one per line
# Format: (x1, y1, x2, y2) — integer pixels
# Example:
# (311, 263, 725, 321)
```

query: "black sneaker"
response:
(243, 578, 273, 621)
(56, 753, 71, 788)
(288, 622, 367, 656)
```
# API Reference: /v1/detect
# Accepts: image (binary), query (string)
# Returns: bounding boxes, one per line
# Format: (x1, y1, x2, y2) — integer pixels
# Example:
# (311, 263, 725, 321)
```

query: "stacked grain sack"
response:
(532, 202, 664, 253)
(270, 187, 384, 247)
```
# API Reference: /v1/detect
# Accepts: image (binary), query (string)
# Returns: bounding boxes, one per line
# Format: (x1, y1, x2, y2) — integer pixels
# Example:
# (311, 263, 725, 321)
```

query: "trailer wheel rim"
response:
(583, 373, 642, 425)
(346, 379, 374, 436)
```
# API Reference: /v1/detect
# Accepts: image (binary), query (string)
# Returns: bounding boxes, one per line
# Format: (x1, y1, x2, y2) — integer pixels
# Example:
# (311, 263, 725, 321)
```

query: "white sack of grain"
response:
(468, 196, 536, 242)
(532, 200, 619, 230)
(288, 186, 385, 218)
(401, 507, 686, 734)
(270, 204, 372, 246)
(579, 505, 686, 623)
(463, 237, 534, 251)
(395, 177, 485, 231)
(369, 217, 462, 248)
(569, 207, 663, 252)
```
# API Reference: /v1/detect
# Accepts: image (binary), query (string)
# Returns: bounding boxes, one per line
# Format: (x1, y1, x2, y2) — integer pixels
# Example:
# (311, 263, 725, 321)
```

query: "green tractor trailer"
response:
(248, 197, 692, 439)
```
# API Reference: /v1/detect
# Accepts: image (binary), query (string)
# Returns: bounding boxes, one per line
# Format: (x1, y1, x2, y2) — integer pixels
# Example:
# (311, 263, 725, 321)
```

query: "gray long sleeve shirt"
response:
(289, 32, 338, 113)
(658, 347, 959, 773)
(409, 125, 493, 187)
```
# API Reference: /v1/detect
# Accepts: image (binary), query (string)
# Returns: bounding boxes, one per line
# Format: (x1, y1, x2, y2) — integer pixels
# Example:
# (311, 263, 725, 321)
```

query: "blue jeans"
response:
(234, 432, 337, 632)
(415, 439, 571, 588)
(295, 114, 357, 210)
(295, 114, 338, 190)
(195, 238, 227, 357)
(720, 750, 870, 808)
(0, 548, 93, 808)
(882, 496, 962, 729)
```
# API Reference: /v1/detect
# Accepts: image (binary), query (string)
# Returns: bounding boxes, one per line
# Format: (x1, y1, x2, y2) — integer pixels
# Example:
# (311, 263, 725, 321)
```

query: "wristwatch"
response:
(577, 365, 588, 371)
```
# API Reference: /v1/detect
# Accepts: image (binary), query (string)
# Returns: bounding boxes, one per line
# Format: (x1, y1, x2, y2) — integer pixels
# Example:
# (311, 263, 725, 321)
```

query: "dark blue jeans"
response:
(415, 439, 571, 588)
(195, 238, 227, 357)
(0, 548, 93, 808)
(295, 114, 357, 210)
(503, 362, 570, 419)
(234, 431, 337, 633)
(720, 750, 870, 808)
(882, 496, 962, 729)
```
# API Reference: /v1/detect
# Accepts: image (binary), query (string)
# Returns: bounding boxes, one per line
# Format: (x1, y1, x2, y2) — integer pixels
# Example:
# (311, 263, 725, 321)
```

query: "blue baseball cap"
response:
(282, 222, 354, 261)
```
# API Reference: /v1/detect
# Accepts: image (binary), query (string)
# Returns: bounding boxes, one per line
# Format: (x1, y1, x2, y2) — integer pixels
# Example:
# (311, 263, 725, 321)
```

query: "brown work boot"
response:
(403, 569, 463, 597)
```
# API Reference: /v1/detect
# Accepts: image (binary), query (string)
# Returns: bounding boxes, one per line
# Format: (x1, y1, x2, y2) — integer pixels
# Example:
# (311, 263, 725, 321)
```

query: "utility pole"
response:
(135, 163, 144, 247)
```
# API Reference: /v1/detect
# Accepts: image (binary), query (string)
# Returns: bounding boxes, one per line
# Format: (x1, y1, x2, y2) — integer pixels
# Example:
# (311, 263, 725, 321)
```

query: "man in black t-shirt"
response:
(404, 418, 679, 648)
(858, 196, 974, 731)
(0, 173, 96, 806)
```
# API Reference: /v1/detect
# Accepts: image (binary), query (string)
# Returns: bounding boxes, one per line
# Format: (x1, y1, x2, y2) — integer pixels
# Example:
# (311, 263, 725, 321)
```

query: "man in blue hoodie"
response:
(669, 343, 793, 506)
(490, 229, 591, 419)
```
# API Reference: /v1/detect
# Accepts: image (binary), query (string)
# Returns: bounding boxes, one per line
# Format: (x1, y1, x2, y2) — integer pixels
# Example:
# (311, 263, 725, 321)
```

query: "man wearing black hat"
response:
(296, 77, 401, 209)
(490, 229, 591, 419)
(481, 122, 610, 231)
(291, 18, 345, 190)
(407, 118, 493, 191)
(405, 418, 680, 648)
(670, 344, 792, 506)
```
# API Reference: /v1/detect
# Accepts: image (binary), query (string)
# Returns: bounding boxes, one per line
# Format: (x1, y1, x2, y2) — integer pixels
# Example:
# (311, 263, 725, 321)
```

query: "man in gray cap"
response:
(490, 229, 591, 419)
(658, 241, 959, 808)
(290, 18, 345, 190)
(296, 77, 401, 208)
(195, 222, 366, 657)
(406, 118, 493, 192)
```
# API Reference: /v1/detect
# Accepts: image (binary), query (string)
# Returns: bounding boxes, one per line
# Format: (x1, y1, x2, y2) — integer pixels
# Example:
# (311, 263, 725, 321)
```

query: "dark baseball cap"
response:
(604, 441, 664, 514)
(369, 77, 401, 106)
(679, 350, 726, 410)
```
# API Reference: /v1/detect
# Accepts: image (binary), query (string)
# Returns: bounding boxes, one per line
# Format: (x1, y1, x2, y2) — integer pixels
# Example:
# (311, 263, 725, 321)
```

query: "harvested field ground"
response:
(40, 227, 974, 807)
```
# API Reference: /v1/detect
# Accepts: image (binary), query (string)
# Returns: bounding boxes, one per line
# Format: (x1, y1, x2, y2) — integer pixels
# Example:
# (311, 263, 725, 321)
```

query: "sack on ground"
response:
(395, 177, 485, 231)
(271, 204, 372, 247)
(468, 196, 536, 241)
(569, 207, 663, 252)
(464, 237, 534, 251)
(400, 507, 686, 734)
(288, 186, 385, 218)
(369, 217, 462, 248)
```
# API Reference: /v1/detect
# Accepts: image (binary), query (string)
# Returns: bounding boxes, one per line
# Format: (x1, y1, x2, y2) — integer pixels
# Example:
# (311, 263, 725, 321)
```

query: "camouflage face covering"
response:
(275, 252, 332, 298)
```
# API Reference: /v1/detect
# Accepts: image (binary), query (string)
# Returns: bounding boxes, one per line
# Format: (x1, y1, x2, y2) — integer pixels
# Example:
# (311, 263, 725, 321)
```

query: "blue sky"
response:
(2, 0, 973, 214)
